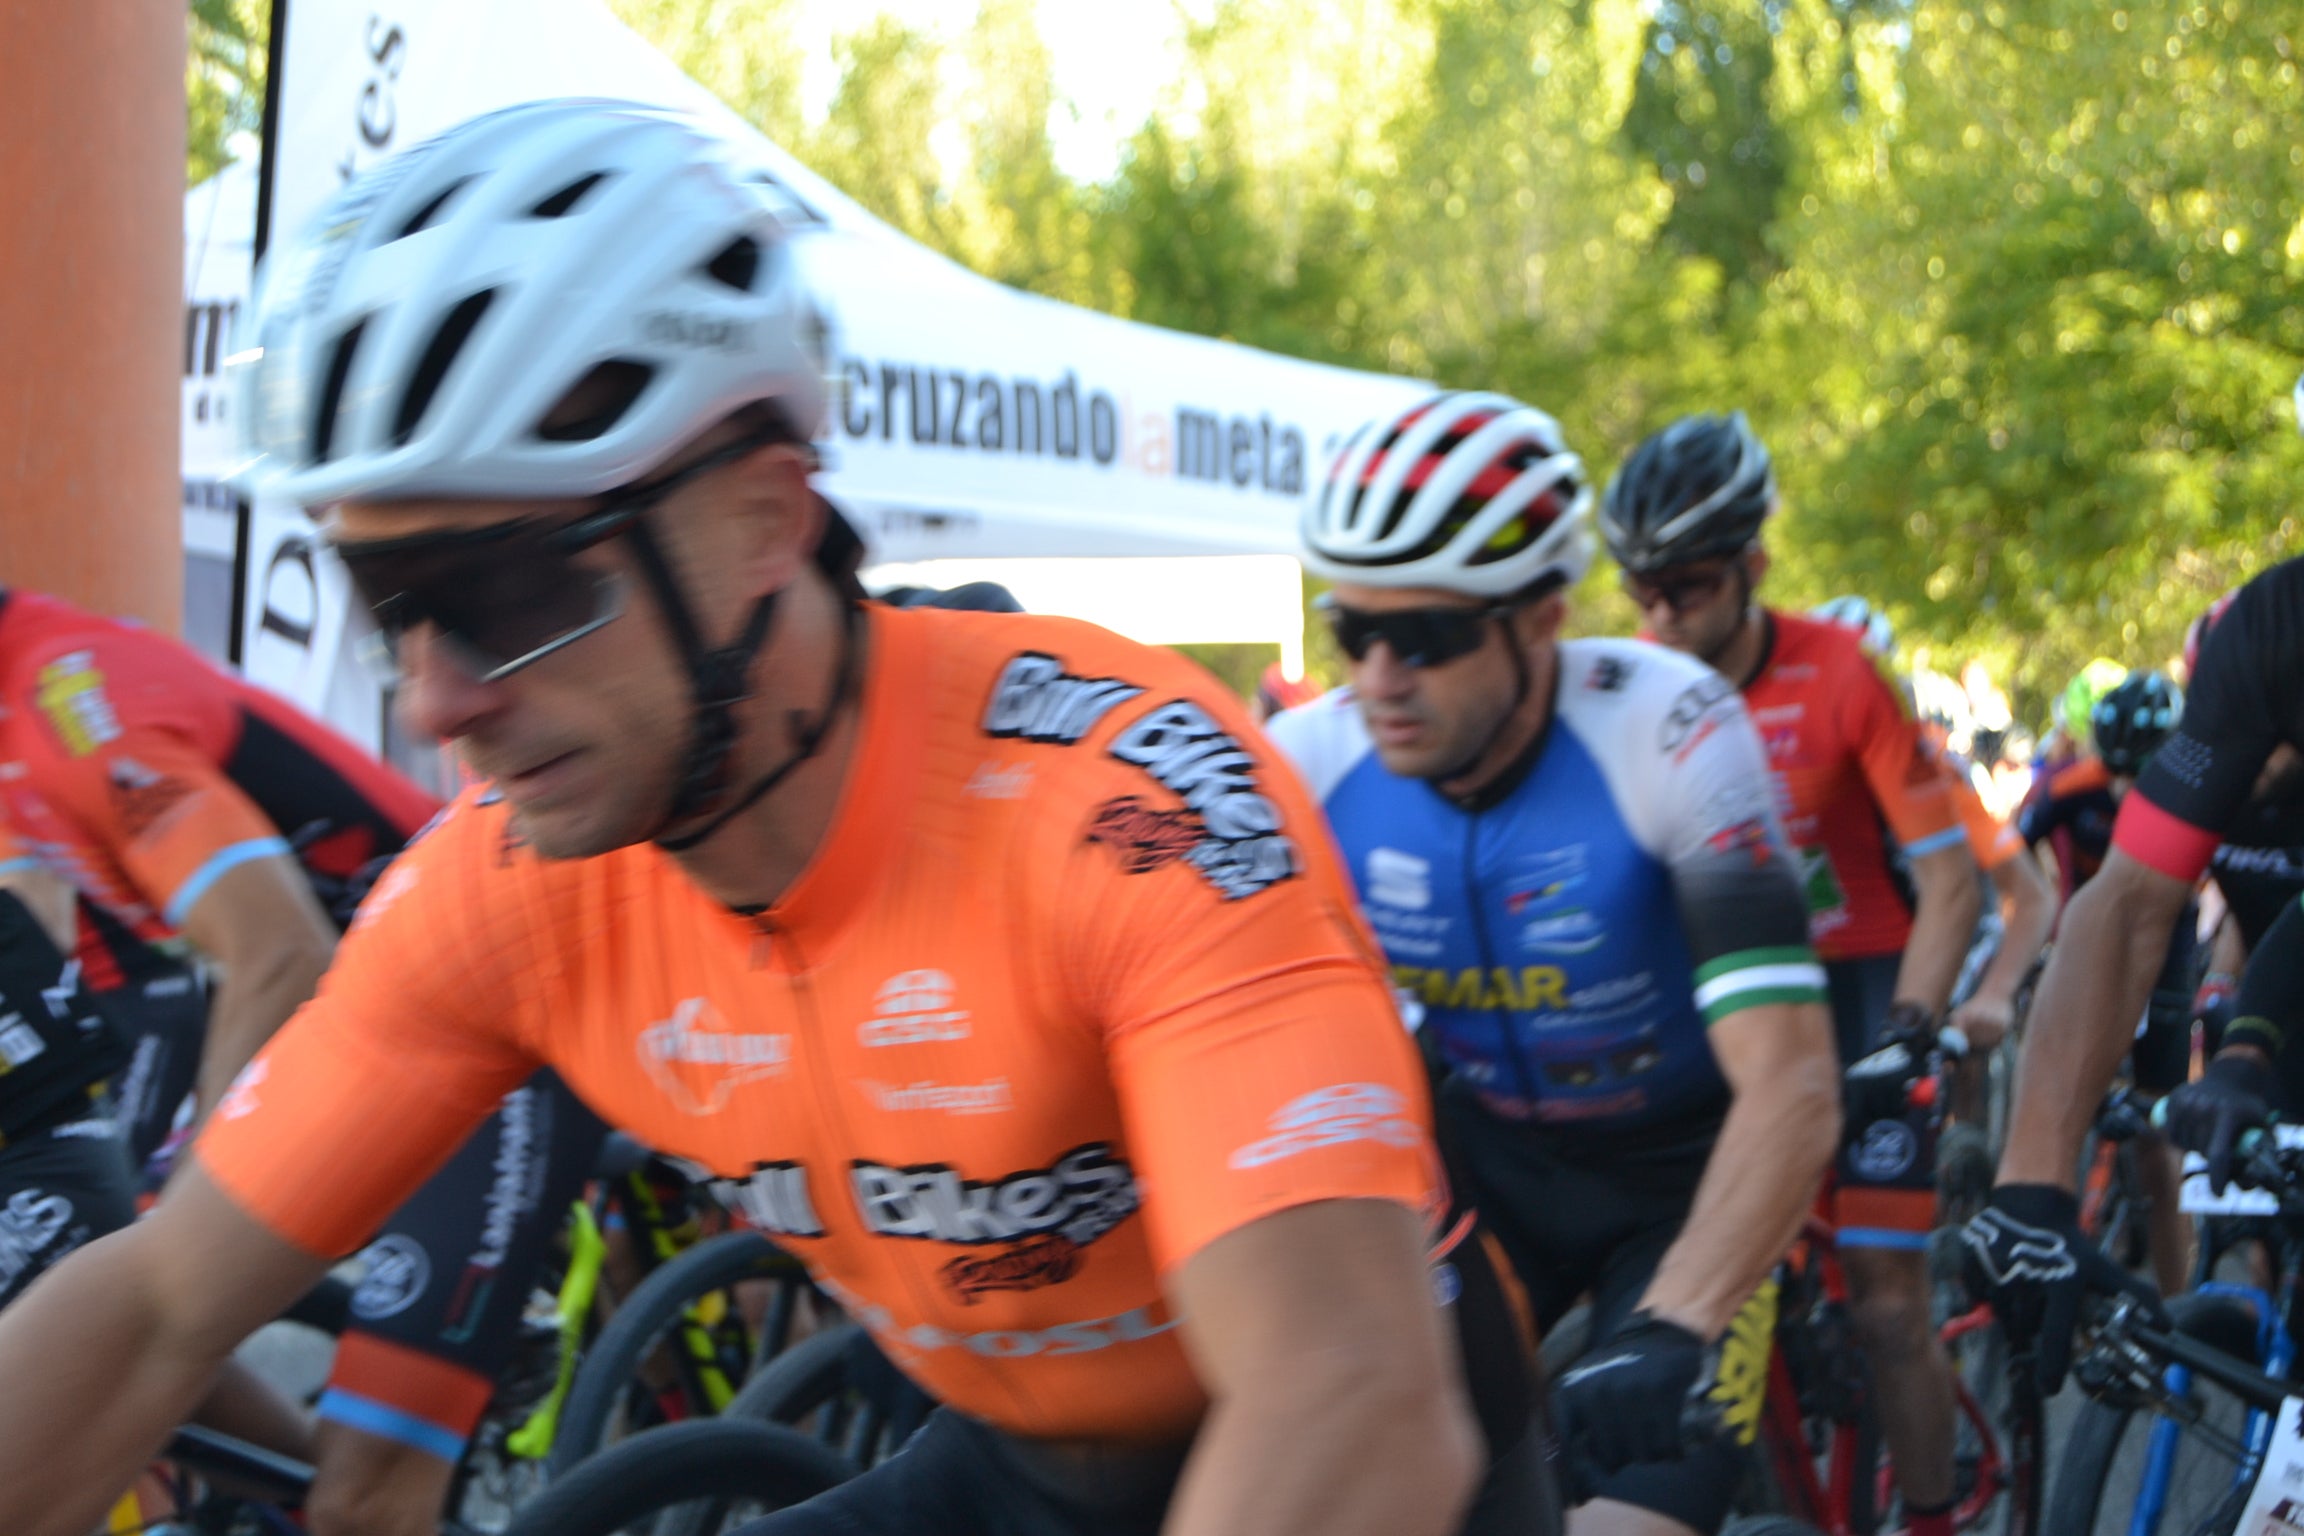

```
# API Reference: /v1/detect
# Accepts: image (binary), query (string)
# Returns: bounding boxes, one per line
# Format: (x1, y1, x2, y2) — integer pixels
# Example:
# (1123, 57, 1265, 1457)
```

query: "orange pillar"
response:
(0, 1, 186, 632)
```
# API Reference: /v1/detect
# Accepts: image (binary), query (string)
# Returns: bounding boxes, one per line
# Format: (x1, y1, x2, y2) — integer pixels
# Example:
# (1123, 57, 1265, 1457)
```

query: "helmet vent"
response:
(311, 317, 370, 464)
(391, 176, 475, 241)
(537, 360, 657, 442)
(703, 236, 762, 292)
(392, 290, 498, 447)
(529, 172, 609, 218)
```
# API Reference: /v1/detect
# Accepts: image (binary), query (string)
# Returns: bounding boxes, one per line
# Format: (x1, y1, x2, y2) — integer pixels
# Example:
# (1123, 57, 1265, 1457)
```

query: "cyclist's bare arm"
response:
(178, 853, 339, 1124)
(1952, 852, 2057, 1043)
(1642, 1000, 1840, 1336)
(0, 1162, 330, 1536)
(1163, 1197, 1480, 1536)
(1894, 841, 1984, 1013)
(1998, 849, 2196, 1188)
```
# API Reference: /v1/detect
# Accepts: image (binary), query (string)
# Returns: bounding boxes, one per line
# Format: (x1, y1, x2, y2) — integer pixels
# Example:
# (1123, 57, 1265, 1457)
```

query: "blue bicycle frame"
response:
(2126, 1282, 2294, 1536)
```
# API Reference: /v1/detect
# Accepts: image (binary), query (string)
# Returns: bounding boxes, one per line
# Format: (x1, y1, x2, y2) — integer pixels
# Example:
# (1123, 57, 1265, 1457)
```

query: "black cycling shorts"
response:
(1438, 1078, 1749, 1533)
(0, 1120, 138, 1309)
(727, 1386, 1554, 1536)
(317, 1071, 607, 1462)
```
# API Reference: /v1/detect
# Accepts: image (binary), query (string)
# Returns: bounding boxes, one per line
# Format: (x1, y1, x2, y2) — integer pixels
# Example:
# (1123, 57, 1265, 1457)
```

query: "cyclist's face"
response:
(1633, 548, 1759, 665)
(335, 493, 696, 858)
(1331, 582, 1556, 780)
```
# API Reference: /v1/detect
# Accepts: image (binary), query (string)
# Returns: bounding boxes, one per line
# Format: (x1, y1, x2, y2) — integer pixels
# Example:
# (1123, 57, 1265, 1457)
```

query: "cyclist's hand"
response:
(1961, 1182, 2166, 1393)
(1948, 995, 2013, 1051)
(1553, 1311, 1708, 1472)
(2161, 1049, 2280, 1193)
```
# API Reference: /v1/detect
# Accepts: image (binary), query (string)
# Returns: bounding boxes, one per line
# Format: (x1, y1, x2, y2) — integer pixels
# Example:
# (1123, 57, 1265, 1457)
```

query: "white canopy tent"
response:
(191, 0, 1433, 748)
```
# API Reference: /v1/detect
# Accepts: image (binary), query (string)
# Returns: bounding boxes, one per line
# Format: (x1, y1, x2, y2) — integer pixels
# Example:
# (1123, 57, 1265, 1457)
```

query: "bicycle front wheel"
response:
(2042, 1295, 2264, 1536)
(502, 1418, 853, 1536)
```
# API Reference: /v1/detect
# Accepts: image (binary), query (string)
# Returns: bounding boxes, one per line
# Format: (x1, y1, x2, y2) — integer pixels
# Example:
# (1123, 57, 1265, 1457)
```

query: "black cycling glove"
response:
(1553, 1311, 1708, 1473)
(2162, 1049, 2282, 1194)
(1961, 1182, 2165, 1394)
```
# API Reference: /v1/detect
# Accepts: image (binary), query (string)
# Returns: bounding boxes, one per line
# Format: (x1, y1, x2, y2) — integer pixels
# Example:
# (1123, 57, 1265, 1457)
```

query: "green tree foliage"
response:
(188, 0, 267, 183)
(200, 0, 2304, 716)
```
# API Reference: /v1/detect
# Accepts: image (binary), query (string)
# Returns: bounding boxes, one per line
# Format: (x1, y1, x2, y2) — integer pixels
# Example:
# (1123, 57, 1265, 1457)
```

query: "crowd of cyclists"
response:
(1, 95, 2302, 1536)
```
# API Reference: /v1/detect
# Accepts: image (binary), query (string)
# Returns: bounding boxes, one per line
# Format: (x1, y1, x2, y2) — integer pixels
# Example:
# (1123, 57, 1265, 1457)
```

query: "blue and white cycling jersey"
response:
(1267, 638, 1824, 1133)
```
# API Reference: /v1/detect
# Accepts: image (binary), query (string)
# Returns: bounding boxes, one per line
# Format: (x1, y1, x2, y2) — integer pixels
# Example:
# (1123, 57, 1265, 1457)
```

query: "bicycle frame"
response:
(2125, 1282, 2291, 1536)
(1759, 1218, 2014, 1536)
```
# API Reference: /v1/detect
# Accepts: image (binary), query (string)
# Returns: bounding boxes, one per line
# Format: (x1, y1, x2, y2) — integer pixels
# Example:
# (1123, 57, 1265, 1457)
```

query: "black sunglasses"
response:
(334, 430, 779, 683)
(1318, 594, 1515, 668)
(1620, 563, 1735, 616)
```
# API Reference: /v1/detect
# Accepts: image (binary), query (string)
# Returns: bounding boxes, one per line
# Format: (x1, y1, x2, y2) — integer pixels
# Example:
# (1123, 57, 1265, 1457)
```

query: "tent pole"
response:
(231, 0, 292, 666)
(0, 0, 185, 630)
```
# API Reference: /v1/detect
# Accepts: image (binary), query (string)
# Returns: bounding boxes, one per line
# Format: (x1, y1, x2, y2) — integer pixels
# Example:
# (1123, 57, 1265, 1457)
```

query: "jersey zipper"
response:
(1462, 811, 1537, 1106)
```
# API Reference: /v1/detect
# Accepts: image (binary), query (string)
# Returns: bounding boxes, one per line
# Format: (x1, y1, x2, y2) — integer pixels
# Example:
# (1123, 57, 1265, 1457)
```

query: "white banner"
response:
(227, 0, 1431, 737)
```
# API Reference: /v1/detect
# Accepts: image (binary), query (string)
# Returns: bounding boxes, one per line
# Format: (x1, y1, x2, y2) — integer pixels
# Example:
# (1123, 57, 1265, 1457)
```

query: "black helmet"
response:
(2090, 671, 2182, 776)
(1600, 411, 1776, 574)
(874, 581, 1025, 613)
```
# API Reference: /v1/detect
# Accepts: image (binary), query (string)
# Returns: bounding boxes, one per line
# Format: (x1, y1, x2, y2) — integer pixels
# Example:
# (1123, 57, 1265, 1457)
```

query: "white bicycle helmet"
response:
(234, 96, 825, 507)
(1811, 595, 1896, 659)
(1303, 392, 1593, 598)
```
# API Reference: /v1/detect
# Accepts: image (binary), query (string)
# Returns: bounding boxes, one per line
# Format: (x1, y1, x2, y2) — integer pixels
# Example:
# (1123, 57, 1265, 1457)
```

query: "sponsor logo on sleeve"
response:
(105, 758, 196, 841)
(1586, 655, 1632, 692)
(34, 652, 122, 757)
(1106, 700, 1300, 900)
(1227, 1083, 1425, 1169)
(850, 1143, 1139, 1248)
(859, 970, 972, 1047)
(217, 1057, 269, 1121)
(982, 654, 1144, 744)
(965, 761, 1035, 799)
(637, 997, 792, 1116)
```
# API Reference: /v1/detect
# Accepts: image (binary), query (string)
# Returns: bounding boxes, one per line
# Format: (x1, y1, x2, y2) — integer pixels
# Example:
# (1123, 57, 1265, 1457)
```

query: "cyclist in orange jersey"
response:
(1602, 416, 1982, 1536)
(0, 100, 1546, 1536)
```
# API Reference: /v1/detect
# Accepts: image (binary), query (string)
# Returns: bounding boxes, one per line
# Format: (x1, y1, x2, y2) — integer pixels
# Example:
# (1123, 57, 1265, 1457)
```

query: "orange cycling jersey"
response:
(0, 589, 438, 957)
(1945, 762, 2023, 873)
(1738, 611, 1964, 961)
(197, 605, 1439, 1441)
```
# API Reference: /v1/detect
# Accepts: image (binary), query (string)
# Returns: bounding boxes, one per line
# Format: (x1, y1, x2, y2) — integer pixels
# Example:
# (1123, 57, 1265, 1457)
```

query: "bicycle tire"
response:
(2042, 1294, 2263, 1536)
(500, 1418, 853, 1536)
(728, 1322, 932, 1469)
(547, 1230, 802, 1478)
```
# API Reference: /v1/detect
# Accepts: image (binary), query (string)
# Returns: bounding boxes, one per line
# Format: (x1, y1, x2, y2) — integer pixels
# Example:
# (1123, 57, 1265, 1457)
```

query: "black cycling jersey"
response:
(2208, 785, 2304, 953)
(2123, 556, 2304, 882)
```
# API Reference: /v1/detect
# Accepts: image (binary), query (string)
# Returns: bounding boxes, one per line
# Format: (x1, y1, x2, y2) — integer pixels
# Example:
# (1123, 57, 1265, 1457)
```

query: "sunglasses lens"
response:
(339, 526, 618, 678)
(1328, 607, 1489, 668)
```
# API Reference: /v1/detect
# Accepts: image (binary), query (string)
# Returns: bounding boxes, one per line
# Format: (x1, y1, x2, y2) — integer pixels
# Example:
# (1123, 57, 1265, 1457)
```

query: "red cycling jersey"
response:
(0, 589, 437, 954)
(197, 605, 1439, 1441)
(1738, 612, 1966, 962)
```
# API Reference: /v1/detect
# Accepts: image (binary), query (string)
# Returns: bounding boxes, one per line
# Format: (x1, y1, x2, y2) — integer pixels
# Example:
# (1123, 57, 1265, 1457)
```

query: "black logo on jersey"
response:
(1587, 655, 1631, 693)
(983, 654, 1143, 744)
(1660, 676, 1736, 754)
(1107, 700, 1300, 899)
(1085, 795, 1206, 873)
(941, 1232, 1084, 1304)
(709, 1161, 825, 1239)
(850, 1143, 1138, 1248)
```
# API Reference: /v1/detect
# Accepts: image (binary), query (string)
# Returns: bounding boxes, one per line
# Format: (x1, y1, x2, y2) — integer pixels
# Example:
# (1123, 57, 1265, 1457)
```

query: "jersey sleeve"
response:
(1043, 679, 1441, 1277)
(192, 792, 541, 1258)
(2123, 561, 2304, 882)
(5, 631, 291, 930)
(1948, 765, 2024, 871)
(1838, 646, 1965, 858)
(1610, 658, 1825, 1023)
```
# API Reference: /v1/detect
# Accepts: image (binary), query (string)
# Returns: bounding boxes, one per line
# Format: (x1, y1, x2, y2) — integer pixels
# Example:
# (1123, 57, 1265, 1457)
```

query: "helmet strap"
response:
(614, 510, 856, 852)
(1433, 610, 1550, 809)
